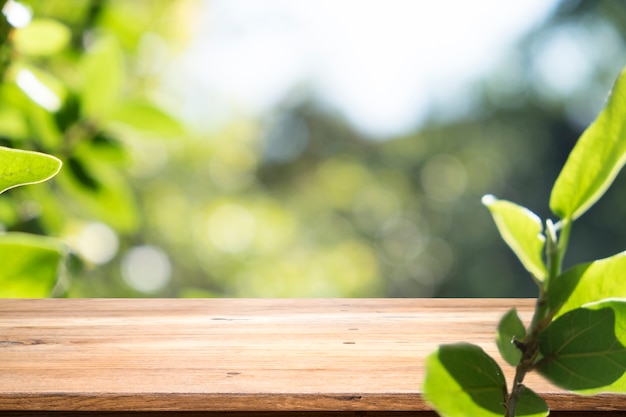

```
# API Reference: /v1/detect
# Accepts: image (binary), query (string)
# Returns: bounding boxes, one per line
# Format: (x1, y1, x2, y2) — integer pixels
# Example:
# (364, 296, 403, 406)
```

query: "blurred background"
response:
(1, 0, 626, 298)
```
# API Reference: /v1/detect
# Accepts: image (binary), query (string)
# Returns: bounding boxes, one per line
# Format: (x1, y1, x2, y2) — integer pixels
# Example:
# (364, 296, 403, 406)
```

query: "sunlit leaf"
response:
(13, 18, 71, 56)
(547, 251, 626, 317)
(482, 195, 547, 281)
(0, 146, 62, 194)
(497, 307, 526, 366)
(537, 303, 626, 392)
(0, 232, 66, 297)
(14, 66, 65, 112)
(514, 385, 549, 417)
(423, 343, 507, 417)
(4, 79, 64, 148)
(550, 66, 626, 221)
(26, 95, 64, 148)
(109, 101, 184, 138)
(80, 36, 123, 119)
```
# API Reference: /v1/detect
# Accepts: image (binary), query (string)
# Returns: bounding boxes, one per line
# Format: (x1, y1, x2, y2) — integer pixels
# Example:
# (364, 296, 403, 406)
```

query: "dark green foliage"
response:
(497, 308, 526, 366)
(537, 306, 626, 391)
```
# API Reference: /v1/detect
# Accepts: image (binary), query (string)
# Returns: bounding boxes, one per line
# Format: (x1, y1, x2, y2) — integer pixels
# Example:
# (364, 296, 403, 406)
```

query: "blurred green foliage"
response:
(1, 0, 625, 298)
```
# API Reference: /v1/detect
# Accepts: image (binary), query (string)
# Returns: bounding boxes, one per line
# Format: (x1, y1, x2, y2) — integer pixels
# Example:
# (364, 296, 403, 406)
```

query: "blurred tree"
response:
(2, 0, 625, 298)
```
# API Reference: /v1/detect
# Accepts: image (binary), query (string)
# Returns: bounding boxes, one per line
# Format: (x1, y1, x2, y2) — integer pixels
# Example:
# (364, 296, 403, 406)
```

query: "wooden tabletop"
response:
(0, 298, 625, 414)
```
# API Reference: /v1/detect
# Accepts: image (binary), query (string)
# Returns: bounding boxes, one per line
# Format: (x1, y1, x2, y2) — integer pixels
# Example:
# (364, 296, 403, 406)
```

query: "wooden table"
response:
(1, 299, 625, 416)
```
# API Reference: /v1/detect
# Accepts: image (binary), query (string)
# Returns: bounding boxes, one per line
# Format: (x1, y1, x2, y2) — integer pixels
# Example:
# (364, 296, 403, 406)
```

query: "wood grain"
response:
(0, 299, 625, 414)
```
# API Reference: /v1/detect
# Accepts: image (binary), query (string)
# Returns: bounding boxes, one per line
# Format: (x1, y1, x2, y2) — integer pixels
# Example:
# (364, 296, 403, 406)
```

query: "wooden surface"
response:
(1, 298, 625, 414)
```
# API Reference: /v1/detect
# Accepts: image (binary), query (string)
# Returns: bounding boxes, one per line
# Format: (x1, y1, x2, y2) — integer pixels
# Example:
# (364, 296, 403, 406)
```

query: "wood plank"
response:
(3, 413, 626, 417)
(0, 299, 625, 413)
(0, 412, 434, 417)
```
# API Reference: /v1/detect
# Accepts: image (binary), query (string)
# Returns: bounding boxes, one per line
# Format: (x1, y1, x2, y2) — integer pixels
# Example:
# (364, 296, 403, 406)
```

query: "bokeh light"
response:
(421, 155, 468, 203)
(67, 222, 119, 265)
(207, 202, 256, 254)
(121, 245, 172, 293)
(2, 0, 31, 28)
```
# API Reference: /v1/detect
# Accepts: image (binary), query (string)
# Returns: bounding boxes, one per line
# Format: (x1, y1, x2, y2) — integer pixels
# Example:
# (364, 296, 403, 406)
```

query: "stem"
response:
(505, 315, 540, 417)
(506, 364, 525, 416)
(505, 218, 572, 417)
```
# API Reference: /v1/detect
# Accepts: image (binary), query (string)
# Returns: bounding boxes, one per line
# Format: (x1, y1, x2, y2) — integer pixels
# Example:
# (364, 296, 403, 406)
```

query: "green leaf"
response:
(0, 81, 63, 146)
(20, 181, 65, 234)
(14, 65, 65, 112)
(54, 92, 81, 132)
(109, 101, 184, 138)
(87, 132, 129, 164)
(0, 146, 62, 194)
(585, 299, 626, 341)
(66, 156, 101, 191)
(514, 385, 549, 417)
(537, 303, 626, 393)
(423, 343, 507, 417)
(80, 36, 123, 119)
(0, 232, 66, 297)
(56, 159, 138, 232)
(69, 131, 129, 166)
(497, 307, 527, 366)
(550, 66, 626, 221)
(0, 105, 28, 140)
(547, 251, 626, 317)
(482, 195, 547, 281)
(13, 18, 71, 56)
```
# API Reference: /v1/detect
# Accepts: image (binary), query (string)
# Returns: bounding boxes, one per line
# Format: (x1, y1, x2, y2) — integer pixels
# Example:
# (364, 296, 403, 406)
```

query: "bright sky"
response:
(171, 0, 559, 137)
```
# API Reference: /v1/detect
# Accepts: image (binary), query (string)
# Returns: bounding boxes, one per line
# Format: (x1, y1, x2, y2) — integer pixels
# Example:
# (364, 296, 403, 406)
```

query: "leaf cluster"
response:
(424, 67, 626, 416)
(0, 0, 184, 296)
